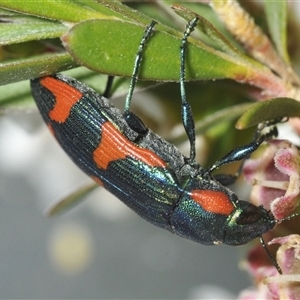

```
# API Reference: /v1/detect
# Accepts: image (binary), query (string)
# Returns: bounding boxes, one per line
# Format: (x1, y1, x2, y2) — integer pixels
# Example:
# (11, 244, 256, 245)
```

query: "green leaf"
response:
(0, 18, 66, 45)
(0, 0, 105, 22)
(75, 0, 152, 23)
(0, 7, 16, 15)
(47, 182, 98, 217)
(171, 4, 244, 58)
(74, 0, 127, 19)
(0, 52, 76, 85)
(264, 0, 289, 63)
(63, 19, 266, 82)
(236, 98, 300, 129)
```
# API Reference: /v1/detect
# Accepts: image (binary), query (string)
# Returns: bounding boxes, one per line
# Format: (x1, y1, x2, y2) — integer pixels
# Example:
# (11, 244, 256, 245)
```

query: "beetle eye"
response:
(236, 204, 262, 225)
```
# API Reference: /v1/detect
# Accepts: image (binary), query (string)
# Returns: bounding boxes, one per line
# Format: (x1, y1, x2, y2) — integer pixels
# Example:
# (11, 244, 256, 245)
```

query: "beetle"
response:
(30, 19, 284, 265)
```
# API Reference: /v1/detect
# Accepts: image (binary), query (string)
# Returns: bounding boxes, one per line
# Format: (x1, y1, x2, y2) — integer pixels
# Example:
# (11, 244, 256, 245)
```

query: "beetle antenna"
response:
(180, 17, 198, 161)
(124, 21, 157, 114)
(259, 236, 282, 274)
(276, 211, 300, 223)
(259, 211, 300, 274)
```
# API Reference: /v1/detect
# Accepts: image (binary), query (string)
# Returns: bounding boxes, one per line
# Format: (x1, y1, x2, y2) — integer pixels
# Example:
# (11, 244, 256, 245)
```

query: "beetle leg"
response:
(208, 122, 278, 173)
(102, 75, 114, 99)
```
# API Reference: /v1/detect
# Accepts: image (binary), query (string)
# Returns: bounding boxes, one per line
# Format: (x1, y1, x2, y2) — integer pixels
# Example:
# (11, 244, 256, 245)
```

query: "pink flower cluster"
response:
(238, 140, 300, 299)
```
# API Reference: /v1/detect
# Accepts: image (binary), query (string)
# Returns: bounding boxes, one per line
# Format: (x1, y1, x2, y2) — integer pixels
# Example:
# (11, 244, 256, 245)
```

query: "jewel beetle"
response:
(31, 19, 283, 256)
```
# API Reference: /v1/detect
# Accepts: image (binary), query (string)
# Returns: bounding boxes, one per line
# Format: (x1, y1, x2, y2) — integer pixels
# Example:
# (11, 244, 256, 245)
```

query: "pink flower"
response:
(243, 139, 300, 219)
(238, 235, 300, 299)
(238, 245, 277, 299)
(238, 140, 300, 299)
(265, 235, 300, 299)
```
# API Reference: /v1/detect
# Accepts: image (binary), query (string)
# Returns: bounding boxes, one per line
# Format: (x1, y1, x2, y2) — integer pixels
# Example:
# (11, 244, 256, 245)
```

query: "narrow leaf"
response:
(75, 0, 149, 23)
(47, 182, 98, 217)
(0, 52, 76, 85)
(171, 4, 245, 58)
(0, 21, 66, 45)
(264, 0, 289, 64)
(236, 98, 300, 129)
(0, 0, 105, 22)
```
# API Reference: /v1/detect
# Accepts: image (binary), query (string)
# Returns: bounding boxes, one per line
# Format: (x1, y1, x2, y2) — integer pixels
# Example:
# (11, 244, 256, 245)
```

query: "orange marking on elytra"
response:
(190, 190, 234, 215)
(93, 122, 167, 169)
(40, 77, 83, 123)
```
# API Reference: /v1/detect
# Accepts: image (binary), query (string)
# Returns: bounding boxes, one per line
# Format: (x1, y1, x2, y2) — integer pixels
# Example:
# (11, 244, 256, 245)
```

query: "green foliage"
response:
(0, 1, 298, 102)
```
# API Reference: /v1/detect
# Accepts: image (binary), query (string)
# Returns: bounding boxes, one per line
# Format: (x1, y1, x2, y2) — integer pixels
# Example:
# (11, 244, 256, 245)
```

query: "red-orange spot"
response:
(93, 122, 167, 169)
(91, 176, 104, 187)
(40, 77, 83, 123)
(190, 190, 234, 215)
